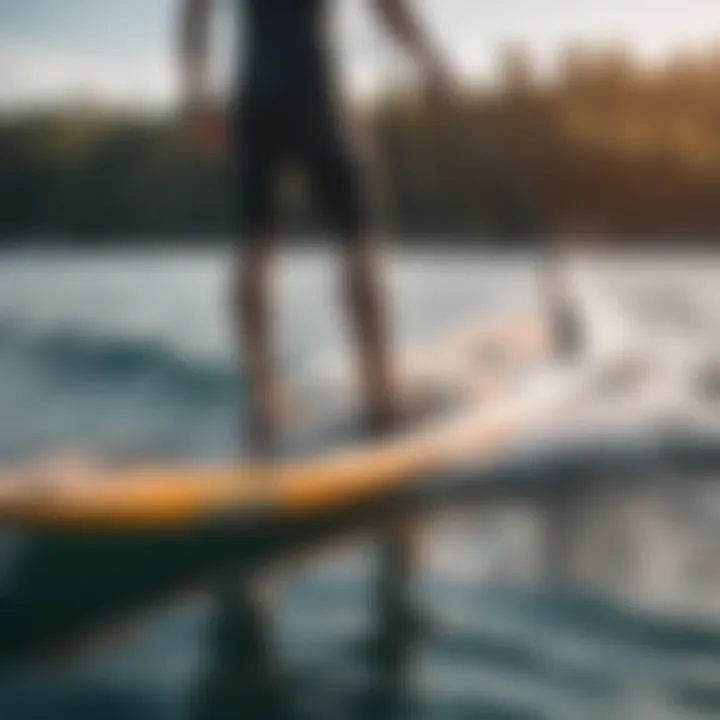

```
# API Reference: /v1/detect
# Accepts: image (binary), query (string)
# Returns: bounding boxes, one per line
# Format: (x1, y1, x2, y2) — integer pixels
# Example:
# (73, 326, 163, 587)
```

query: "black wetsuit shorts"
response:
(231, 0, 371, 239)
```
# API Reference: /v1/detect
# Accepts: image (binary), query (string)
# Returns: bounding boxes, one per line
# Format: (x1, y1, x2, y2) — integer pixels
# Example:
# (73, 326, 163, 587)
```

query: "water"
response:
(0, 247, 718, 719)
(0, 248, 536, 461)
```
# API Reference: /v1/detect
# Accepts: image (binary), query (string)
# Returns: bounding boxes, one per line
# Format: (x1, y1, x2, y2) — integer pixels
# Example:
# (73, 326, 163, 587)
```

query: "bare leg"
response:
(233, 241, 278, 455)
(340, 242, 396, 432)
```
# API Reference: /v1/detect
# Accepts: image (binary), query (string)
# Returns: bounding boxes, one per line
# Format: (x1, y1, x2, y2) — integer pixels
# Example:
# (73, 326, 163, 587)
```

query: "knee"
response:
(342, 241, 376, 279)
(342, 242, 386, 305)
(233, 245, 272, 307)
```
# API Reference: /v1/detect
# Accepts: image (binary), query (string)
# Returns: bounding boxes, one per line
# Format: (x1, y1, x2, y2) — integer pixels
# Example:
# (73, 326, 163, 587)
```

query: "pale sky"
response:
(1, 0, 718, 110)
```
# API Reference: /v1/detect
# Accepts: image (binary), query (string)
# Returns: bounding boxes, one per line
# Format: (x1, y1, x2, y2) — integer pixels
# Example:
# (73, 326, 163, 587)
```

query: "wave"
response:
(0, 319, 238, 403)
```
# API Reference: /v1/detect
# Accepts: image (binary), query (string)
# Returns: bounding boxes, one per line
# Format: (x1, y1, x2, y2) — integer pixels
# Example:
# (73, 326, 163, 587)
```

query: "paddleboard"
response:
(0, 309, 558, 663)
(0, 258, 642, 663)
(0, 308, 633, 532)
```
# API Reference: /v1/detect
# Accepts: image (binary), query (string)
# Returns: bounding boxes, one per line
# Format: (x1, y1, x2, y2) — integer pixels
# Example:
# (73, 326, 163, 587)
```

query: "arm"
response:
(178, 0, 214, 109)
(371, 0, 449, 84)
(178, 0, 226, 157)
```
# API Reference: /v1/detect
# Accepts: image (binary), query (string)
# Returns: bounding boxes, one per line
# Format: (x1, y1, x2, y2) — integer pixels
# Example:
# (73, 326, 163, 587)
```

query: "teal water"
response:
(0, 248, 718, 719)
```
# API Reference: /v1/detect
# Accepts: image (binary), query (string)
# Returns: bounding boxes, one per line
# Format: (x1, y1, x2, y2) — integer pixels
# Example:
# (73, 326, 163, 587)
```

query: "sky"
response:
(1, 0, 719, 110)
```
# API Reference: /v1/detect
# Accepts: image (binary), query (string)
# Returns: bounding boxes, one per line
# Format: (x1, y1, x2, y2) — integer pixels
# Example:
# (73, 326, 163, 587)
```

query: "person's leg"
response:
(233, 241, 279, 454)
(304, 110, 396, 430)
(232, 112, 285, 454)
(340, 241, 396, 431)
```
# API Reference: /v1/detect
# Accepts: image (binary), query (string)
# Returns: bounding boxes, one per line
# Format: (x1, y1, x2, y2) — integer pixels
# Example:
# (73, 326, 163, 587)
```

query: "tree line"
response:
(2, 45, 720, 244)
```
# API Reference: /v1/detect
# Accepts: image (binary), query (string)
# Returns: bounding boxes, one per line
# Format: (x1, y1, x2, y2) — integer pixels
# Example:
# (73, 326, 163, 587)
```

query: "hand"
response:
(184, 102, 228, 160)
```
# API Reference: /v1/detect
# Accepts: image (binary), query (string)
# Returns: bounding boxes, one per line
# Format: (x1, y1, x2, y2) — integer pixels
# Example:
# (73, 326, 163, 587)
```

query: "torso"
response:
(240, 0, 335, 108)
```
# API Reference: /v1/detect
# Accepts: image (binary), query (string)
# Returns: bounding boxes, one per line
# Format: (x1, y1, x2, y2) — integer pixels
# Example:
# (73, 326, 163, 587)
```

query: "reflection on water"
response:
(197, 580, 283, 719)
(2, 479, 720, 720)
(193, 475, 720, 720)
(187, 467, 720, 720)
